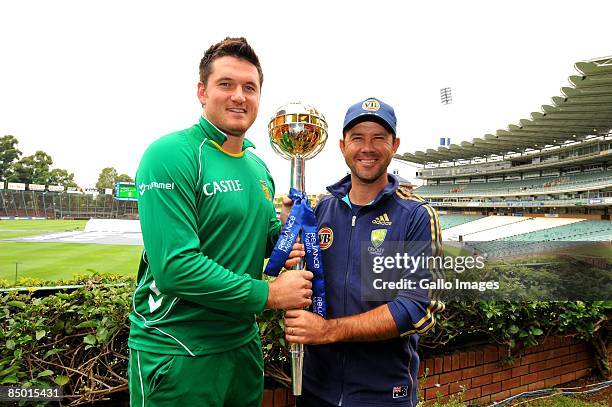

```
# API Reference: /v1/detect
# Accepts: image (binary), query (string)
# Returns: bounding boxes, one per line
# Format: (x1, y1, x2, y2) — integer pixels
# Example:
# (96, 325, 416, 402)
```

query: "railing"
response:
(429, 197, 611, 207)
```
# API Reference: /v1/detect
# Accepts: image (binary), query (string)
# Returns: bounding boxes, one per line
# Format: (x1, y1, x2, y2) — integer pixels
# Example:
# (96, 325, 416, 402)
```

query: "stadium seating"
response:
(471, 219, 612, 256)
(439, 214, 485, 229)
(499, 220, 612, 242)
(416, 169, 612, 197)
(442, 216, 528, 241)
(443, 215, 612, 243)
(464, 217, 582, 241)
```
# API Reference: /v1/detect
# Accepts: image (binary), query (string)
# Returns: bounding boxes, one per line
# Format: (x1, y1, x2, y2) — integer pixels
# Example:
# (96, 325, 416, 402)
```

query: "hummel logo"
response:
(372, 213, 392, 226)
(139, 181, 175, 196)
(148, 281, 163, 312)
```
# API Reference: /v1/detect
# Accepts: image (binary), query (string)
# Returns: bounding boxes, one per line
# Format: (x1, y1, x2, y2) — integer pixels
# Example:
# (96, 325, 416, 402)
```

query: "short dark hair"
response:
(199, 37, 263, 87)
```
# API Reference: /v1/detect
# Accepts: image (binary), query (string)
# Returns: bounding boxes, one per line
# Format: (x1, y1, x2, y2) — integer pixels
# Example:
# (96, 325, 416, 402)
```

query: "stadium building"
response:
(0, 182, 138, 219)
(396, 57, 612, 246)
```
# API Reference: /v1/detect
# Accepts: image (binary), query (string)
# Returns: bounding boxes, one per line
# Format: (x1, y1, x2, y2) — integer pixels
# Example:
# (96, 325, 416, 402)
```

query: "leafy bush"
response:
(422, 300, 611, 379)
(0, 275, 132, 405)
(423, 300, 610, 350)
(1, 275, 610, 405)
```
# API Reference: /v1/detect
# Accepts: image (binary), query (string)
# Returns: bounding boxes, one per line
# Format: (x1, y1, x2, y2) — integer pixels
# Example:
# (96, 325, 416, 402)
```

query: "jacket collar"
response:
(197, 116, 255, 150)
(327, 173, 399, 206)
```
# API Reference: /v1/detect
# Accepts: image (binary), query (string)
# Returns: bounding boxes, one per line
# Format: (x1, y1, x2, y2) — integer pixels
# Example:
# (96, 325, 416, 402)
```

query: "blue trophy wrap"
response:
(263, 188, 327, 318)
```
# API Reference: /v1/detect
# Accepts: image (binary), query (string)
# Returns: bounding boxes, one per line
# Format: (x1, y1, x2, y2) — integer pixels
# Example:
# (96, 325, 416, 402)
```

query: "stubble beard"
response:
(348, 157, 390, 185)
(217, 118, 251, 138)
(353, 170, 387, 185)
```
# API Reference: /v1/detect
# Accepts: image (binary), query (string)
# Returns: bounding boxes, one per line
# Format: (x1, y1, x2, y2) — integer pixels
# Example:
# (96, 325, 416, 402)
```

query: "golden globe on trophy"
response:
(268, 102, 328, 395)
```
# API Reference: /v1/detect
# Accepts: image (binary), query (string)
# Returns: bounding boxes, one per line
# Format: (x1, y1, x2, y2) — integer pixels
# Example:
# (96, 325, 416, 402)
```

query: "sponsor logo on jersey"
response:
(139, 181, 175, 196)
(372, 213, 392, 226)
(362, 98, 380, 111)
(203, 179, 244, 196)
(260, 180, 272, 201)
(318, 227, 333, 250)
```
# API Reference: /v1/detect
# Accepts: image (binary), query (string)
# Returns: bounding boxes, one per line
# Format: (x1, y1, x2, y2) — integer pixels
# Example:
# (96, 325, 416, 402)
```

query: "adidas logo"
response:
(372, 213, 392, 226)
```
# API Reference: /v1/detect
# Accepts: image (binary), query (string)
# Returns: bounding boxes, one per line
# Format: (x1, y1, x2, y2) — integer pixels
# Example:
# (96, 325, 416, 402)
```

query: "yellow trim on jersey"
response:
(422, 203, 443, 300)
(396, 189, 425, 202)
(418, 317, 437, 334)
(413, 301, 439, 329)
(400, 301, 444, 337)
(209, 139, 245, 157)
(392, 188, 446, 335)
(422, 203, 443, 254)
(423, 205, 437, 241)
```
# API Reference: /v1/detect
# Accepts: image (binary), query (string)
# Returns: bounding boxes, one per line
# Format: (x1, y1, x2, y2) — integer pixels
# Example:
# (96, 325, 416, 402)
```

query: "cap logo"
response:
(362, 99, 380, 111)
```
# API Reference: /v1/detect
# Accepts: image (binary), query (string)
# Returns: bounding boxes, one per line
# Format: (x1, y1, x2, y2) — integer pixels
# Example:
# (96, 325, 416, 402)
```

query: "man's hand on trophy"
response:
(265, 269, 313, 310)
(285, 309, 332, 345)
(284, 242, 305, 269)
(280, 196, 293, 224)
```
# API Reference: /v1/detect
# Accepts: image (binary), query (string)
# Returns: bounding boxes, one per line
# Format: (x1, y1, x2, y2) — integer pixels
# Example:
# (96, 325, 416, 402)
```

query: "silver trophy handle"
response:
(290, 156, 306, 396)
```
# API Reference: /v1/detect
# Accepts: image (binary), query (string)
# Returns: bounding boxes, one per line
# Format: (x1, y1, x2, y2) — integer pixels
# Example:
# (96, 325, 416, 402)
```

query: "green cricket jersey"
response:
(128, 116, 281, 356)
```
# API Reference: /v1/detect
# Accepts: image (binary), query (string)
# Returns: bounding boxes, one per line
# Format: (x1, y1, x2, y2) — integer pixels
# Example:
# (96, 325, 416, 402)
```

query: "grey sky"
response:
(1, 0, 610, 193)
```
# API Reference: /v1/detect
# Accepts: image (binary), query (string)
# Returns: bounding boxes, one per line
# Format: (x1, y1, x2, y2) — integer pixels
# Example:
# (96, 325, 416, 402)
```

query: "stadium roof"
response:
(397, 56, 612, 165)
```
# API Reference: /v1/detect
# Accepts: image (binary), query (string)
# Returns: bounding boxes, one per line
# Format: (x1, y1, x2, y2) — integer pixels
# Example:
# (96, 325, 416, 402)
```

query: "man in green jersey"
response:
(128, 37, 313, 406)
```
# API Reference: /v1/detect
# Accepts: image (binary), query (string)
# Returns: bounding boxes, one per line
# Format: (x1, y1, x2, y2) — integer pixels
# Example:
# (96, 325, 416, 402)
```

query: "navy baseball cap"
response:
(342, 97, 397, 136)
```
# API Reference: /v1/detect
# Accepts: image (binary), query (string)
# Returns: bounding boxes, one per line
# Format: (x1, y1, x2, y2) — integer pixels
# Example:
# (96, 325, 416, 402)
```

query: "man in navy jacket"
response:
(285, 97, 444, 407)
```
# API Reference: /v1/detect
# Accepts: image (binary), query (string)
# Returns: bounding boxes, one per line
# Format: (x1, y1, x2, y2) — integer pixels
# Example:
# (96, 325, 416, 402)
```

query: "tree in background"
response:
(1, 135, 79, 187)
(48, 168, 78, 187)
(96, 167, 117, 189)
(116, 173, 133, 183)
(96, 167, 134, 189)
(8, 150, 53, 184)
(4, 147, 77, 187)
(0, 135, 22, 181)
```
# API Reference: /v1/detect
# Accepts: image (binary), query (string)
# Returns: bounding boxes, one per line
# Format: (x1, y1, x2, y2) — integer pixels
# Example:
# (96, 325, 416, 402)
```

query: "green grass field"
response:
(565, 242, 612, 259)
(0, 220, 141, 283)
(440, 243, 473, 257)
(0, 219, 87, 239)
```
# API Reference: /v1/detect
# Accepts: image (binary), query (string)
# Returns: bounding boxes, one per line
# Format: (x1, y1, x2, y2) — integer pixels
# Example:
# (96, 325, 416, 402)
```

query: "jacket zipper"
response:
(325, 184, 391, 406)
(339, 212, 358, 406)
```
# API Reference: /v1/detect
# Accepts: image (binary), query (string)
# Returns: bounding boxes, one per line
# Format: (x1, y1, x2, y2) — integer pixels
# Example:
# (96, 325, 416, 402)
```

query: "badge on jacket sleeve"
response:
(318, 227, 333, 250)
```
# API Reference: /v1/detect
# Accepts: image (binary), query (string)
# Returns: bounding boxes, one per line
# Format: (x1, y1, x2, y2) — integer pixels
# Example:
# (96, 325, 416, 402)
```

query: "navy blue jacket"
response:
(303, 174, 444, 407)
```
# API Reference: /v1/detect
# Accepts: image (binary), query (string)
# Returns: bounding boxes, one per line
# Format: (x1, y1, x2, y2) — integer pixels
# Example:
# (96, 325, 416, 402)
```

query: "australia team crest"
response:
(371, 229, 387, 248)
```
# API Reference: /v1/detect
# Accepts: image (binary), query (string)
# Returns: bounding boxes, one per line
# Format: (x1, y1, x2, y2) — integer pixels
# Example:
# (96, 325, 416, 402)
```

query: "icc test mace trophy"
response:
(268, 103, 328, 395)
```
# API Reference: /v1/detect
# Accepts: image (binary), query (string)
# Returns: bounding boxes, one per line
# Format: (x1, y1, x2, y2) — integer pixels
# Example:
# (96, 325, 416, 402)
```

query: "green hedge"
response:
(1, 275, 610, 405)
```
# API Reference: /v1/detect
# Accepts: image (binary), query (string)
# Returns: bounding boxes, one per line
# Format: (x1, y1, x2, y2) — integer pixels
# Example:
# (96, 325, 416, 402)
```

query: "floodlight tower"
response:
(440, 87, 453, 105)
(440, 87, 453, 148)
